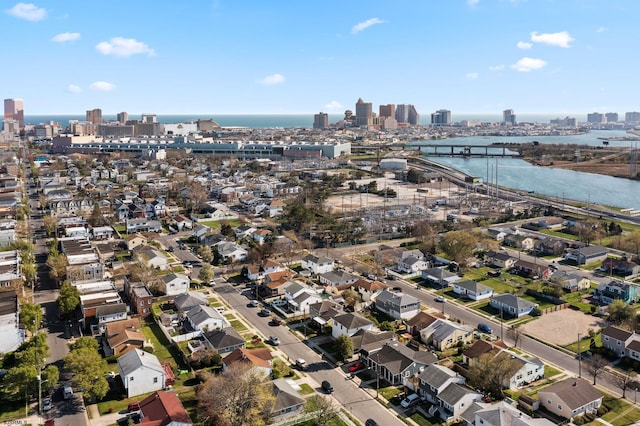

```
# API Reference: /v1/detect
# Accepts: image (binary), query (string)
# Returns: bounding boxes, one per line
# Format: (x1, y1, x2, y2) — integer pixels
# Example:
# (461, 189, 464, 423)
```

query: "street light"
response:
(37, 373, 48, 416)
(577, 333, 582, 378)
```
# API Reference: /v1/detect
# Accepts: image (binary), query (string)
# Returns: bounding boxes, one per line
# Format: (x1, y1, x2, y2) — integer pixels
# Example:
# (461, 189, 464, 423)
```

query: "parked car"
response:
(258, 308, 270, 317)
(248, 300, 259, 307)
(44, 420, 54, 426)
(365, 420, 379, 426)
(321, 380, 334, 394)
(435, 295, 445, 303)
(42, 397, 52, 411)
(63, 385, 73, 400)
(269, 317, 282, 326)
(295, 358, 307, 371)
(400, 393, 420, 408)
(348, 361, 365, 372)
(477, 323, 493, 334)
(128, 402, 141, 412)
(269, 335, 280, 346)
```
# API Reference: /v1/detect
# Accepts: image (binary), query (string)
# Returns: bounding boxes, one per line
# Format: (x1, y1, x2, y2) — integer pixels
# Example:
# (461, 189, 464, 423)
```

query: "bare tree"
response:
(612, 372, 637, 399)
(304, 395, 338, 426)
(587, 354, 609, 385)
(468, 352, 521, 398)
(508, 325, 522, 349)
(197, 363, 274, 426)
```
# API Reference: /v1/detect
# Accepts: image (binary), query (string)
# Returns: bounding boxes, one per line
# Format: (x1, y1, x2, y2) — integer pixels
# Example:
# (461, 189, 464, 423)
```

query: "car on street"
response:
(477, 323, 493, 334)
(248, 299, 259, 307)
(435, 295, 445, 303)
(365, 420, 379, 426)
(42, 397, 52, 411)
(258, 308, 270, 317)
(269, 317, 282, 326)
(392, 286, 402, 292)
(321, 380, 334, 393)
(348, 361, 365, 372)
(295, 358, 307, 371)
(269, 335, 280, 346)
(44, 420, 54, 426)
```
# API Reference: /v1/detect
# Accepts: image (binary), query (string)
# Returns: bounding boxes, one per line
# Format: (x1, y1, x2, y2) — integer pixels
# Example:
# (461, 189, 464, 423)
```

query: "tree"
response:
(87, 204, 106, 227)
(189, 348, 222, 370)
(197, 245, 214, 263)
(607, 299, 635, 325)
(57, 281, 81, 315)
(46, 249, 68, 284)
(304, 395, 338, 426)
(335, 334, 354, 362)
(624, 231, 640, 259)
(587, 354, 608, 385)
(341, 289, 359, 310)
(43, 215, 58, 237)
(69, 336, 99, 351)
(468, 352, 521, 398)
(220, 222, 235, 239)
(20, 302, 43, 333)
(64, 345, 109, 402)
(41, 365, 60, 395)
(612, 372, 636, 399)
(439, 230, 478, 264)
(198, 263, 214, 284)
(574, 218, 605, 246)
(508, 325, 523, 349)
(197, 363, 275, 426)
(1, 364, 38, 401)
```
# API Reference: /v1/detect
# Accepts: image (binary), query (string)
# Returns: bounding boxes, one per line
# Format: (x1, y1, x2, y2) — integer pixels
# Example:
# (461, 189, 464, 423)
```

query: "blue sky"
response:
(2, 0, 638, 116)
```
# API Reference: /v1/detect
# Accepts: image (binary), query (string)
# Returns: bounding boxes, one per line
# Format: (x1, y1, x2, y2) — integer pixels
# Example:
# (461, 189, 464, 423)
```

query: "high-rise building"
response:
(396, 104, 420, 125)
(4, 98, 24, 128)
(431, 109, 451, 125)
(355, 98, 373, 127)
(587, 112, 605, 123)
(313, 112, 329, 129)
(503, 109, 516, 125)
(625, 112, 640, 124)
(141, 113, 158, 123)
(605, 112, 619, 123)
(117, 112, 129, 124)
(379, 104, 395, 119)
(86, 108, 103, 124)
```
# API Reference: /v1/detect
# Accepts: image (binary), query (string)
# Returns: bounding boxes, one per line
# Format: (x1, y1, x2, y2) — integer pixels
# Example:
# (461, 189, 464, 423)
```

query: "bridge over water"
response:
(419, 144, 522, 158)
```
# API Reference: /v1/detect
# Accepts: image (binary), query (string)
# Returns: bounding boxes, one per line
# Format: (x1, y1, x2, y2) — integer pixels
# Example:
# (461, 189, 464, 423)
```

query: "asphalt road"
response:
(214, 281, 406, 426)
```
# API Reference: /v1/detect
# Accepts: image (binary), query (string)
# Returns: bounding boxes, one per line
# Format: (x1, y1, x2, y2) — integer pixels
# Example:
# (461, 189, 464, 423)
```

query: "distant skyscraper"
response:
(86, 108, 103, 124)
(396, 104, 420, 125)
(355, 98, 373, 127)
(625, 112, 640, 124)
(503, 109, 516, 125)
(431, 109, 451, 125)
(587, 112, 605, 123)
(605, 112, 619, 122)
(4, 98, 24, 128)
(379, 104, 395, 119)
(141, 113, 157, 123)
(117, 112, 129, 124)
(313, 112, 329, 129)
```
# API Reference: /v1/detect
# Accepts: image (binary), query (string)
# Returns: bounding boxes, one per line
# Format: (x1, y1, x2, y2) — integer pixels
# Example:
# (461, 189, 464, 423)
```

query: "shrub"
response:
(143, 346, 154, 354)
(584, 412, 595, 422)
(596, 405, 608, 416)
(573, 416, 585, 425)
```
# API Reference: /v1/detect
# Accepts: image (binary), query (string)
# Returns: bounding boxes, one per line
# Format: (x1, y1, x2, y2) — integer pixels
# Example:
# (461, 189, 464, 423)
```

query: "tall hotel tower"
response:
(355, 98, 373, 127)
(4, 98, 24, 128)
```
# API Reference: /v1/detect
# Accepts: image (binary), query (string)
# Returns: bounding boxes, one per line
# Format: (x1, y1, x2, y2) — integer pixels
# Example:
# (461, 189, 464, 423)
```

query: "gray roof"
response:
(174, 292, 208, 311)
(95, 303, 127, 317)
(162, 272, 189, 284)
(185, 305, 225, 326)
(118, 348, 163, 376)
(491, 293, 536, 311)
(539, 378, 602, 410)
(455, 280, 491, 293)
(203, 327, 244, 351)
(371, 342, 436, 375)
(333, 313, 373, 330)
(271, 379, 305, 414)
(376, 289, 419, 308)
(438, 382, 479, 406)
(418, 364, 458, 389)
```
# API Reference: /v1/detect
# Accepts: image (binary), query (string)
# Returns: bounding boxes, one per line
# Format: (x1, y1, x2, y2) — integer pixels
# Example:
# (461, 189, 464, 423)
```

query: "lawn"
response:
(410, 412, 440, 426)
(477, 277, 521, 295)
(141, 320, 188, 370)
(544, 364, 563, 378)
(298, 383, 315, 395)
(229, 319, 249, 333)
(197, 218, 242, 229)
(379, 386, 402, 400)
(600, 395, 640, 425)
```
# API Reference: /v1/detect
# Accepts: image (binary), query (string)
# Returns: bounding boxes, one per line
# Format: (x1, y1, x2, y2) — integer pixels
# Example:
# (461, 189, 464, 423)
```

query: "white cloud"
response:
(96, 37, 155, 57)
(90, 81, 116, 91)
(510, 57, 547, 72)
(324, 101, 343, 110)
(466, 72, 479, 80)
(489, 65, 505, 71)
(517, 41, 532, 49)
(596, 26, 606, 33)
(66, 84, 81, 93)
(467, 0, 480, 6)
(258, 74, 285, 86)
(530, 31, 574, 48)
(51, 32, 80, 43)
(351, 18, 384, 34)
(6, 3, 46, 21)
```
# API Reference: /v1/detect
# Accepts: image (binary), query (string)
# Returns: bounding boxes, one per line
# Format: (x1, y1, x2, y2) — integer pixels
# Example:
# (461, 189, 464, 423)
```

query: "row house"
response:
(0, 250, 22, 289)
(0, 290, 25, 353)
(61, 239, 105, 283)
(126, 218, 162, 234)
(50, 198, 95, 217)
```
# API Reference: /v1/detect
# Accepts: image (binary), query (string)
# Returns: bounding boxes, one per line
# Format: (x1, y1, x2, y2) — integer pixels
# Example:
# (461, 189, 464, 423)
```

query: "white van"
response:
(63, 385, 73, 400)
(400, 393, 420, 408)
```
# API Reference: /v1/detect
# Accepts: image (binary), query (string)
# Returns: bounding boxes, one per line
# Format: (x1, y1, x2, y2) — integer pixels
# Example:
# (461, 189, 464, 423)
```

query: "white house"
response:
(301, 253, 334, 275)
(117, 348, 166, 398)
(185, 305, 228, 333)
(375, 290, 421, 320)
(453, 280, 494, 301)
(330, 313, 374, 340)
(218, 242, 248, 263)
(136, 248, 170, 271)
(159, 273, 190, 296)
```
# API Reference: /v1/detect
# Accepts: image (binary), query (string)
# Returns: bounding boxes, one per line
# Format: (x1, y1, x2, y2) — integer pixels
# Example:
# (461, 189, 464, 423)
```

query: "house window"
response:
(130, 377, 134, 381)
(517, 374, 522, 380)
(547, 399, 551, 404)
(153, 377, 158, 383)
(558, 404, 562, 410)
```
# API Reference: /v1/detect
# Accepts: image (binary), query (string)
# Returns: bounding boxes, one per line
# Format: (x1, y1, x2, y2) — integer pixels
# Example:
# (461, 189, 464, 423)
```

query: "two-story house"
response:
(420, 318, 475, 350)
(301, 253, 334, 275)
(375, 290, 421, 320)
(593, 280, 639, 305)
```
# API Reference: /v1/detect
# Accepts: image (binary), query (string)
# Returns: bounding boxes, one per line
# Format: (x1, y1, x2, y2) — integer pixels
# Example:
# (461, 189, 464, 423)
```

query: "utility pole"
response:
(578, 333, 582, 378)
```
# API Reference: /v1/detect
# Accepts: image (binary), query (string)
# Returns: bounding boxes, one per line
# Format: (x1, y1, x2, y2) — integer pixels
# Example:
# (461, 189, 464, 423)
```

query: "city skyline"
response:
(3, 1, 640, 115)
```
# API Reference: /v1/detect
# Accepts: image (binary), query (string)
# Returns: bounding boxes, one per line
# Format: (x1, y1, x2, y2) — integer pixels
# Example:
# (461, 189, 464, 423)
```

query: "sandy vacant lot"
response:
(520, 308, 607, 346)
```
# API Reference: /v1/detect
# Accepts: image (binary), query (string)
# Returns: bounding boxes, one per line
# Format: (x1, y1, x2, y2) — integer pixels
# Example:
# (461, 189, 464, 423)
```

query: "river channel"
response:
(409, 130, 640, 210)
